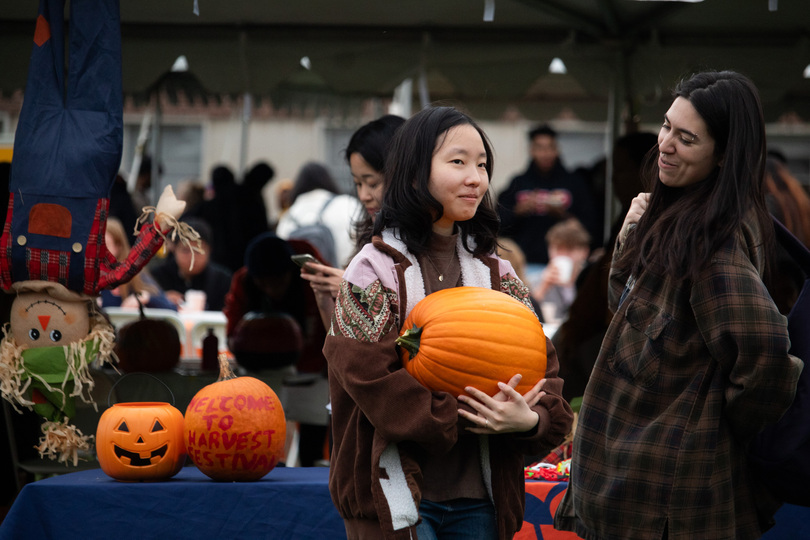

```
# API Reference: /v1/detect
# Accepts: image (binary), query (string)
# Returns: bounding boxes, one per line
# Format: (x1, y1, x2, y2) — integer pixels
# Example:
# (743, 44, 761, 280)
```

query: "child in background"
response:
(532, 218, 591, 323)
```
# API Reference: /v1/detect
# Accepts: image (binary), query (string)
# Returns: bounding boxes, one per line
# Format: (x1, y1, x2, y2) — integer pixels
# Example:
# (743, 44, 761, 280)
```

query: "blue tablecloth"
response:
(1, 466, 807, 539)
(762, 503, 810, 540)
(0, 466, 344, 540)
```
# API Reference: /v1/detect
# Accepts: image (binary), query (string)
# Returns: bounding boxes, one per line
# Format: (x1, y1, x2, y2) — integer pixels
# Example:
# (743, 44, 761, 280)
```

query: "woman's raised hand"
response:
(618, 192, 650, 245)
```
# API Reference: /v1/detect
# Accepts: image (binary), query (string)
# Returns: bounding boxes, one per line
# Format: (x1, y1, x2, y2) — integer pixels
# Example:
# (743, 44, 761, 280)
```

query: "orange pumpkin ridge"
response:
(397, 287, 546, 397)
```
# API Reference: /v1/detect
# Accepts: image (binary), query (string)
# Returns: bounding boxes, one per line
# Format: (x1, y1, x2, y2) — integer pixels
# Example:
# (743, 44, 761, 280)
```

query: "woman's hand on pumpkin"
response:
(490, 374, 545, 407)
(491, 374, 522, 402)
(522, 378, 547, 408)
(458, 381, 540, 434)
(299, 262, 343, 299)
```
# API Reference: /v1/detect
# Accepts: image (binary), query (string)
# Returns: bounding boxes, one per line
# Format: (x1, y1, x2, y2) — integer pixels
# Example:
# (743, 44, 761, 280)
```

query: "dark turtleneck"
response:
(417, 231, 462, 295)
(417, 229, 487, 502)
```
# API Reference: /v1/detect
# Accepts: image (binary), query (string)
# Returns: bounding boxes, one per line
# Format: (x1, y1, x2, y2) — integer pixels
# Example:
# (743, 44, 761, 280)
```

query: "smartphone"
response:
(291, 253, 318, 273)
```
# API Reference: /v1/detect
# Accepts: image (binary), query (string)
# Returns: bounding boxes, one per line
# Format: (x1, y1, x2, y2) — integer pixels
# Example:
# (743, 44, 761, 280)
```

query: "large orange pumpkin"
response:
(96, 402, 187, 481)
(184, 355, 286, 481)
(397, 287, 547, 397)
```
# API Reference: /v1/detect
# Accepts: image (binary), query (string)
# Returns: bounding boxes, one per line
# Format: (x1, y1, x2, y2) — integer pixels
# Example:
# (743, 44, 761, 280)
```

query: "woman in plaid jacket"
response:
(554, 71, 803, 540)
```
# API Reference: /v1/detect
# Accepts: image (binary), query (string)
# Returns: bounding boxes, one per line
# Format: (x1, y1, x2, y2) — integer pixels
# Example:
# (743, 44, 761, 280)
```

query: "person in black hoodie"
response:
(497, 125, 596, 279)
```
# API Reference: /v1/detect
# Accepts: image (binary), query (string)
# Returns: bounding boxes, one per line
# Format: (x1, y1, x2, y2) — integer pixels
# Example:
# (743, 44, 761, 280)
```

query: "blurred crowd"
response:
(3, 106, 809, 483)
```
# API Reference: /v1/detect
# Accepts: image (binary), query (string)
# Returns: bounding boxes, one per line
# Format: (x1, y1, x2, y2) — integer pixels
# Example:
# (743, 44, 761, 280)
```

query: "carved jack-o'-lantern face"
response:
(96, 402, 186, 481)
(10, 291, 90, 349)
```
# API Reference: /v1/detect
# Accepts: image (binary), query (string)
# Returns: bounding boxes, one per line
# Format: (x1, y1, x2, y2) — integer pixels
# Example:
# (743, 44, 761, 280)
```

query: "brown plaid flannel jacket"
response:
(555, 219, 803, 540)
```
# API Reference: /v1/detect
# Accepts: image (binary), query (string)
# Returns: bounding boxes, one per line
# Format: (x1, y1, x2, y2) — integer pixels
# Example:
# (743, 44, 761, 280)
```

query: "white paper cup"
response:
(184, 289, 207, 311)
(551, 255, 574, 284)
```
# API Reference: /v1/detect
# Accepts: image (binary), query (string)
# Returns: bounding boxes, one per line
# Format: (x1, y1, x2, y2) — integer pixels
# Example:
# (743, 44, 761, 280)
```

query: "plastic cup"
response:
(184, 290, 206, 311)
(551, 255, 574, 283)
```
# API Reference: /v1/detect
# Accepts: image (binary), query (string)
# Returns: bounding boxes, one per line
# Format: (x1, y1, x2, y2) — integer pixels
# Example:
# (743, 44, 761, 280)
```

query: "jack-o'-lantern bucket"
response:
(96, 376, 186, 481)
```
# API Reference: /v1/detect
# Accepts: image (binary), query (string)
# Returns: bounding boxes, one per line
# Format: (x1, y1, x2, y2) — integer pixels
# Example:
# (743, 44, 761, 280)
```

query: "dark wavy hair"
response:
(372, 106, 500, 256)
(345, 115, 405, 251)
(616, 70, 774, 282)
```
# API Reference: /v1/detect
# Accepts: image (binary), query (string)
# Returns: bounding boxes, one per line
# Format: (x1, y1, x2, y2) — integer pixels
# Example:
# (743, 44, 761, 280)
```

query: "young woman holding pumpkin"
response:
(299, 114, 405, 329)
(324, 106, 573, 539)
(554, 71, 803, 540)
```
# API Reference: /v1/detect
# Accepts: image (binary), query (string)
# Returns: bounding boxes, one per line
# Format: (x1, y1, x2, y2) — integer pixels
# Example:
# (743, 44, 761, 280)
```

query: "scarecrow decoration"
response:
(0, 0, 199, 465)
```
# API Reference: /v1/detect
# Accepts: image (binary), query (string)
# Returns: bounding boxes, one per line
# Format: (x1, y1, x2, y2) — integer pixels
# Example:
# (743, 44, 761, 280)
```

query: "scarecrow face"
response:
(10, 291, 91, 348)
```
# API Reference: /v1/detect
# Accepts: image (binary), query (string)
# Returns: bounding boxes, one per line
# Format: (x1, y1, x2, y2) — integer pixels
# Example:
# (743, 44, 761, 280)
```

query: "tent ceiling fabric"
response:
(1, 0, 809, 122)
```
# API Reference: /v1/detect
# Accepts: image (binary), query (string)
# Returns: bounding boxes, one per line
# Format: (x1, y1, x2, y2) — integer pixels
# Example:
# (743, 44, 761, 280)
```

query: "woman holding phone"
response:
(299, 115, 405, 329)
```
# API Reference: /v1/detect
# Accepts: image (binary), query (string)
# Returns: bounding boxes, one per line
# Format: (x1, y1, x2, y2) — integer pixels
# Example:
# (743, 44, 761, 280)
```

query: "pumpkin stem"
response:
(217, 353, 236, 382)
(395, 325, 423, 360)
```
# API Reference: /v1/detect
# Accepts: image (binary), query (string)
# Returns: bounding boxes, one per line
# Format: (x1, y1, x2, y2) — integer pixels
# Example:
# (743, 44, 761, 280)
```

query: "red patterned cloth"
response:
(0, 193, 166, 295)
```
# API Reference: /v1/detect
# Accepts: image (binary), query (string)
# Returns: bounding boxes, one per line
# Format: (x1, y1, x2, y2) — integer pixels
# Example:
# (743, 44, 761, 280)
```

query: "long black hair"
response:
(372, 106, 500, 256)
(345, 114, 405, 251)
(616, 71, 774, 282)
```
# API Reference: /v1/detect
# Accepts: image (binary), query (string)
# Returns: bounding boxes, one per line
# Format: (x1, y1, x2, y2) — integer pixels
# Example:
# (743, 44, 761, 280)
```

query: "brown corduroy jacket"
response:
(325, 230, 573, 539)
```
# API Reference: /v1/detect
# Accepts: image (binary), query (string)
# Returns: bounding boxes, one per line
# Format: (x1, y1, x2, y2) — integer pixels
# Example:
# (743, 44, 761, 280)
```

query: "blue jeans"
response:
(415, 498, 497, 540)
